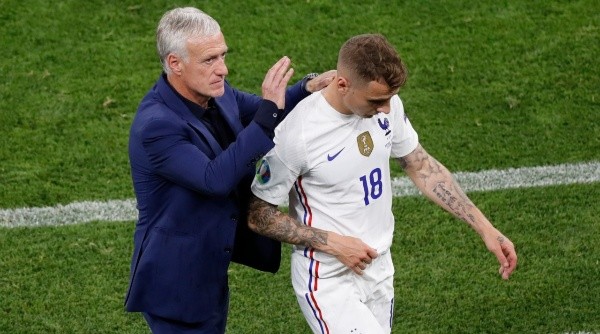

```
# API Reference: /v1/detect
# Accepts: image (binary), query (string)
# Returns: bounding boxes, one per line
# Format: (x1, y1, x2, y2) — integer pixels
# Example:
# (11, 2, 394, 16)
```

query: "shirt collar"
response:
(163, 73, 215, 119)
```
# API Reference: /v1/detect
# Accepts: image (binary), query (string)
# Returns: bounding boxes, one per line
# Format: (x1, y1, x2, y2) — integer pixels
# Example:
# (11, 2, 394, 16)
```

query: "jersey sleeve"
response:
(390, 96, 419, 158)
(251, 112, 307, 206)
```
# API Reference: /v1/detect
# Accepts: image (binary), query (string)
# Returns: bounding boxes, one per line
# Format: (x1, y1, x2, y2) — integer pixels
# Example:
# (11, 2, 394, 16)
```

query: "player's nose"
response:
(377, 105, 391, 114)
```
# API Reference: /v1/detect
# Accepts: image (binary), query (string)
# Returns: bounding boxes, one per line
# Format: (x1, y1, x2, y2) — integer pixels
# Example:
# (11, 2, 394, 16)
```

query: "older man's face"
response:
(172, 32, 229, 107)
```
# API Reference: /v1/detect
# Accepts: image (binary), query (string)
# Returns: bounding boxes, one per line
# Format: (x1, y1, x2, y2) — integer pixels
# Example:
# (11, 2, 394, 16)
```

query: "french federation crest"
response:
(378, 117, 389, 131)
(378, 117, 391, 136)
(357, 131, 374, 157)
(255, 158, 271, 184)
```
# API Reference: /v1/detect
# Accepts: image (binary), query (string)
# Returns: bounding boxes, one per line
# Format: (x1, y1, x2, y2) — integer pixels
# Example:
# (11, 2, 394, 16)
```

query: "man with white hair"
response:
(126, 7, 335, 333)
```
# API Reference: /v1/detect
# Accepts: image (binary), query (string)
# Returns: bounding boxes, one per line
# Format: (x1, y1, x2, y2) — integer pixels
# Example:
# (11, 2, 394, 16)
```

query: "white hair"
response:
(156, 7, 221, 74)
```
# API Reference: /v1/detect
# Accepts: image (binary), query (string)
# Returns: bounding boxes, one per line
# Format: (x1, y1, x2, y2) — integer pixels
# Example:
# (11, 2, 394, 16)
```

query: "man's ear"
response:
(337, 76, 350, 95)
(167, 53, 183, 75)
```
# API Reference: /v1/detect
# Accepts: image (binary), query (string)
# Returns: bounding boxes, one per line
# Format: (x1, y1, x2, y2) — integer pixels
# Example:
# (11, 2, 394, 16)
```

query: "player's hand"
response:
(305, 70, 337, 93)
(482, 230, 517, 280)
(326, 233, 378, 275)
(262, 56, 294, 109)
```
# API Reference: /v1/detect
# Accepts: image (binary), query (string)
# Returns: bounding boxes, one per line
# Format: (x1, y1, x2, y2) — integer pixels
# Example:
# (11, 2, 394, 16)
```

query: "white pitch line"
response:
(1, 161, 599, 228)
(392, 160, 600, 197)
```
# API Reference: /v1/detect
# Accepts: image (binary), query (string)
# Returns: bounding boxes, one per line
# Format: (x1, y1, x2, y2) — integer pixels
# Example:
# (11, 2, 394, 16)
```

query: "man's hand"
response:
(399, 144, 518, 280)
(262, 56, 294, 109)
(248, 194, 377, 275)
(482, 230, 518, 280)
(325, 232, 378, 275)
(305, 70, 337, 93)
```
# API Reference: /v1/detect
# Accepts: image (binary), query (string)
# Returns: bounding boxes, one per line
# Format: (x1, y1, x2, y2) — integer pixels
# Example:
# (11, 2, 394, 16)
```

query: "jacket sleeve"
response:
(139, 107, 276, 198)
(235, 79, 309, 136)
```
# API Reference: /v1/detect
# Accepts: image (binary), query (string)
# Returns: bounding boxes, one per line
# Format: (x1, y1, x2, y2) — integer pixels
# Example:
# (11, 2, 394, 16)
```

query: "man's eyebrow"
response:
(368, 98, 389, 103)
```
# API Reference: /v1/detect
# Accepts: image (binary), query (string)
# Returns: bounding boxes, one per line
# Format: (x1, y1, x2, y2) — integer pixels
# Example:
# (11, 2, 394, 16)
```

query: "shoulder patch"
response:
(255, 158, 271, 184)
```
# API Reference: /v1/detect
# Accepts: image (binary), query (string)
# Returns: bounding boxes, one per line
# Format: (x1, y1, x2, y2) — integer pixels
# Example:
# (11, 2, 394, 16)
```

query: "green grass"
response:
(1, 184, 598, 333)
(1, 0, 599, 333)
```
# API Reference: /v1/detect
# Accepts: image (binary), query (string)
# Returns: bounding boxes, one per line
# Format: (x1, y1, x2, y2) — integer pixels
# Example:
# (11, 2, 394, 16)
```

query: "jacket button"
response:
(231, 215, 238, 222)
(224, 247, 232, 253)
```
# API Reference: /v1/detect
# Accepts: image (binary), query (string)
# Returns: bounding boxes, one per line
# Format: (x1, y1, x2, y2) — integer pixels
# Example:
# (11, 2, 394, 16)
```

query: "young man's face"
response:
(341, 79, 398, 118)
(170, 32, 229, 107)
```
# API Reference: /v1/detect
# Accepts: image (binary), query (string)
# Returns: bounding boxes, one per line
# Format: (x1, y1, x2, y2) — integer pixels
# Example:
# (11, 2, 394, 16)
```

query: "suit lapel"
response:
(215, 96, 243, 136)
(155, 76, 223, 155)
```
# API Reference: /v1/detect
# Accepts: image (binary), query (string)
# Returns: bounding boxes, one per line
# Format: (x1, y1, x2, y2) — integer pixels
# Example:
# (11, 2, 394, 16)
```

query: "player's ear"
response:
(337, 76, 350, 95)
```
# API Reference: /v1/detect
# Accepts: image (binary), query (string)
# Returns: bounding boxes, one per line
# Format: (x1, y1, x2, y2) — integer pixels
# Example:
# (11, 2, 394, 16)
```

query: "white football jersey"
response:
(252, 91, 418, 263)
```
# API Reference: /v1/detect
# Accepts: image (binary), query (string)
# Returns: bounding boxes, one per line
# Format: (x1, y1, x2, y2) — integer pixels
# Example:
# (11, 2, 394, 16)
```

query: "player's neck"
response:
(323, 83, 352, 115)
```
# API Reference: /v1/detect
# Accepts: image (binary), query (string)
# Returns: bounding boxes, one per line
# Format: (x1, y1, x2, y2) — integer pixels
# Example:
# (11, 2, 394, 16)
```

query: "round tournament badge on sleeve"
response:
(255, 158, 271, 184)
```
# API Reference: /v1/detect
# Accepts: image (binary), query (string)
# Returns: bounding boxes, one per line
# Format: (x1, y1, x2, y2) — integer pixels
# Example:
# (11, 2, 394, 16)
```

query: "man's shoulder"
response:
(132, 93, 179, 132)
(288, 92, 322, 118)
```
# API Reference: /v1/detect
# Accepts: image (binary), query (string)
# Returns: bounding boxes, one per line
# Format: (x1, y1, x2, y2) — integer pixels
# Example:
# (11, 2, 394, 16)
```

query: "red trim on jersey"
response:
(296, 176, 329, 333)
(313, 258, 320, 291)
(296, 176, 313, 226)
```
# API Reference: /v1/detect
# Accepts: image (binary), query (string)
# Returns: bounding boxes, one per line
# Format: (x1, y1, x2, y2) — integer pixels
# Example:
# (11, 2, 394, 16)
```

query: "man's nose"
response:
(216, 58, 228, 76)
(377, 102, 391, 114)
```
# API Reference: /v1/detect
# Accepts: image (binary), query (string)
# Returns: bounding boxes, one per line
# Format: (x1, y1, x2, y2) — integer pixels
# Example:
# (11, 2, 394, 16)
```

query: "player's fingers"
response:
(494, 251, 509, 273)
(502, 250, 518, 279)
(367, 248, 379, 260)
(353, 264, 364, 275)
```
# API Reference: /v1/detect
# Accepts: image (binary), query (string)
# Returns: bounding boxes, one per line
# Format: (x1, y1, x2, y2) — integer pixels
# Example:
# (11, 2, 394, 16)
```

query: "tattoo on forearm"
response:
(432, 182, 476, 225)
(248, 196, 328, 249)
(400, 145, 477, 226)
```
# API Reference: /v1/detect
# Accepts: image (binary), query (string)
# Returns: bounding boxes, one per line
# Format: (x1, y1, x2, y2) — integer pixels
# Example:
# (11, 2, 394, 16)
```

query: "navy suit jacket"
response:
(125, 75, 308, 323)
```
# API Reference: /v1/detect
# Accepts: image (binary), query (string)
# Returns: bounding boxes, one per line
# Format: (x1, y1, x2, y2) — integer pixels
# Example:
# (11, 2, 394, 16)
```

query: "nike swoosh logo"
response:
(327, 148, 345, 161)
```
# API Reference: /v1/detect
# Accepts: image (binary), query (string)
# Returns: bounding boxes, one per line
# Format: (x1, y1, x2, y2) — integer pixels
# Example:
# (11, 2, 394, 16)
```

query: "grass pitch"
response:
(0, 0, 598, 333)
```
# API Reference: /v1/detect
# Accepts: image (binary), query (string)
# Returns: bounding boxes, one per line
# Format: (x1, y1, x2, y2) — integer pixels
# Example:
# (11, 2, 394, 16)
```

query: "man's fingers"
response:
(493, 240, 517, 280)
(265, 56, 290, 85)
(367, 248, 379, 260)
(261, 56, 293, 108)
(353, 262, 366, 275)
(281, 68, 294, 86)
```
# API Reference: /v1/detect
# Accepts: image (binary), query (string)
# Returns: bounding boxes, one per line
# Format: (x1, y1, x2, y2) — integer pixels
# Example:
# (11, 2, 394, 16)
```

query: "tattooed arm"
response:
(398, 144, 517, 279)
(248, 194, 378, 274)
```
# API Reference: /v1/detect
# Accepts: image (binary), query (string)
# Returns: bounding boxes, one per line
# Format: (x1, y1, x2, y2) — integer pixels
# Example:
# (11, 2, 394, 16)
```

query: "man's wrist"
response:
(302, 72, 319, 93)
(253, 100, 283, 138)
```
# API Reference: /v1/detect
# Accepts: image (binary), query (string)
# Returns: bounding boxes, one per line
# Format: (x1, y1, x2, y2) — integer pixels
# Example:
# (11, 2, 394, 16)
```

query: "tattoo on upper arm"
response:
(248, 195, 328, 248)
